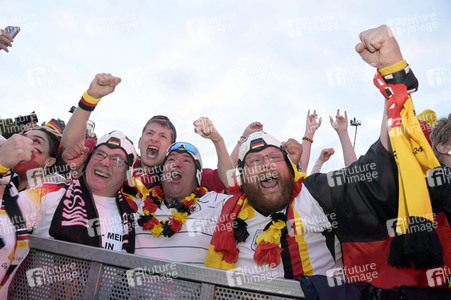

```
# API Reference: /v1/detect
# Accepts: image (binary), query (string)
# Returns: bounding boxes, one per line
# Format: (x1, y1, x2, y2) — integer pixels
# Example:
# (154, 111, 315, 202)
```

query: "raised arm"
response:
(282, 138, 303, 167)
(230, 121, 263, 167)
(329, 109, 357, 166)
(193, 117, 235, 189)
(355, 25, 404, 151)
(311, 148, 335, 174)
(60, 73, 121, 171)
(300, 109, 322, 173)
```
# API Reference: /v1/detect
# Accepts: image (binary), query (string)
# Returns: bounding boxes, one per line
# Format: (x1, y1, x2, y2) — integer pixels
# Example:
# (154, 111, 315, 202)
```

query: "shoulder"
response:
(199, 191, 233, 205)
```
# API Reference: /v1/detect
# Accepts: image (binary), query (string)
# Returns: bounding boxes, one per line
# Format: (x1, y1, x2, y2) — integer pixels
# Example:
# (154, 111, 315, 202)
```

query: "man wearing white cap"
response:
(15, 130, 138, 253)
(205, 25, 451, 299)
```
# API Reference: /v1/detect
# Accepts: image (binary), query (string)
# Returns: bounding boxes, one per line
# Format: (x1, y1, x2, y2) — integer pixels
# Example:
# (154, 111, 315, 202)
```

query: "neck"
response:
(17, 173, 30, 191)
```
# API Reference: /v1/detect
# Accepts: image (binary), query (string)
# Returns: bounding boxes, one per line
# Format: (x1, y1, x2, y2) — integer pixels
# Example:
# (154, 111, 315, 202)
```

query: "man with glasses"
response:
(206, 131, 341, 279)
(205, 25, 451, 298)
(13, 130, 138, 253)
(134, 141, 232, 265)
(61, 73, 232, 194)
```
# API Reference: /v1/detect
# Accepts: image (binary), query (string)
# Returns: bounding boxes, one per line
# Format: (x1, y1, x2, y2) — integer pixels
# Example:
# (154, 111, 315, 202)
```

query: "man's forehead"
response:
(246, 147, 282, 157)
(96, 145, 127, 158)
(144, 122, 173, 133)
(166, 151, 193, 160)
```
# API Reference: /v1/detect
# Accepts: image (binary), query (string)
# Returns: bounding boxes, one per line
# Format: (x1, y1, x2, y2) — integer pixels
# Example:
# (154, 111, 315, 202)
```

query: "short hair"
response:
(141, 115, 177, 143)
(430, 113, 451, 163)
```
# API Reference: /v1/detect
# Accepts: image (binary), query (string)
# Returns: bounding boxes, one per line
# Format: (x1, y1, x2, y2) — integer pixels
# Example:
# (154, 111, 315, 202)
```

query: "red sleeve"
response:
(84, 139, 97, 153)
(201, 168, 226, 193)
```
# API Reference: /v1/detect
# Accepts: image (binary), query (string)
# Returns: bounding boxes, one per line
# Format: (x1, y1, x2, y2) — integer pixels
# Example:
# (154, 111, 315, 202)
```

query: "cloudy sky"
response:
(1, 0, 450, 173)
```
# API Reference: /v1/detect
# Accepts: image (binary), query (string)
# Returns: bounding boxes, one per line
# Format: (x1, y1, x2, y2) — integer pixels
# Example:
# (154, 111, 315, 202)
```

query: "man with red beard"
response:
(206, 131, 342, 279)
(205, 25, 451, 298)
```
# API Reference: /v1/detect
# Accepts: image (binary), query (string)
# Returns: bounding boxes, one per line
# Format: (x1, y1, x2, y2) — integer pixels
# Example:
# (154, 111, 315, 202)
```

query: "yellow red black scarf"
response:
(205, 164, 309, 277)
(375, 61, 442, 269)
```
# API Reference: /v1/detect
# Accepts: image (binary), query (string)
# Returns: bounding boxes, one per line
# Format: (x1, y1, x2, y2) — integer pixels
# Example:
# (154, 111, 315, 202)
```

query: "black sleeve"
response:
(303, 140, 399, 241)
(427, 165, 451, 223)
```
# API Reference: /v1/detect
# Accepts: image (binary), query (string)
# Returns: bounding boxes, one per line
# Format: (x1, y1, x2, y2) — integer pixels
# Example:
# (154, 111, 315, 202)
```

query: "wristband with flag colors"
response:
(78, 91, 102, 112)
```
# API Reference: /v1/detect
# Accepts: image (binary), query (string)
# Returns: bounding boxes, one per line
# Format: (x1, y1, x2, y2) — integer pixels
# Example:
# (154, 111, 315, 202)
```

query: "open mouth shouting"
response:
(259, 173, 279, 190)
(170, 170, 182, 182)
(147, 146, 159, 159)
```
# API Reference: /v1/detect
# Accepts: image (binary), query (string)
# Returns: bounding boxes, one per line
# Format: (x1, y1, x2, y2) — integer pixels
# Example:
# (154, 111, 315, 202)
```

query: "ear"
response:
(138, 137, 142, 149)
(436, 142, 450, 155)
(45, 157, 56, 168)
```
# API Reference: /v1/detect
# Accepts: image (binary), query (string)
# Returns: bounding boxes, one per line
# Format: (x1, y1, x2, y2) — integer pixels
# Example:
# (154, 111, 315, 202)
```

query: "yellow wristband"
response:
(379, 60, 407, 76)
(83, 90, 102, 105)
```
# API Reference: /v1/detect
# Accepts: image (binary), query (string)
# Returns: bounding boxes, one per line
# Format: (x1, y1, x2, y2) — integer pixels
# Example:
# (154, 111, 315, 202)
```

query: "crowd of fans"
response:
(1, 25, 450, 299)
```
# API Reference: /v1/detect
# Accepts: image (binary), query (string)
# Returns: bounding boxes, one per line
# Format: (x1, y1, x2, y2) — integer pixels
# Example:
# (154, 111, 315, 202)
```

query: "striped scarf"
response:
(374, 64, 443, 269)
(49, 177, 136, 253)
(205, 167, 310, 277)
(0, 182, 30, 288)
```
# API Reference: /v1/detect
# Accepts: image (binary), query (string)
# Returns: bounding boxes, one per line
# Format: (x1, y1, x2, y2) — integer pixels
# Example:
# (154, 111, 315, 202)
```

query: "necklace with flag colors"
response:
(137, 184, 208, 237)
(234, 197, 288, 267)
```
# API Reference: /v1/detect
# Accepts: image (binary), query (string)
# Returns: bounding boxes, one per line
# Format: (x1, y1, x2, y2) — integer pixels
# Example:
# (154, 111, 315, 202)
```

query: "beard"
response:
(242, 172, 294, 215)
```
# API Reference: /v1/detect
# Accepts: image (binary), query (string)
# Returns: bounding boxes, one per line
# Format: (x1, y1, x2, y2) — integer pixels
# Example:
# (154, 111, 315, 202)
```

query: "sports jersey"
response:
(135, 191, 232, 265)
(233, 186, 342, 278)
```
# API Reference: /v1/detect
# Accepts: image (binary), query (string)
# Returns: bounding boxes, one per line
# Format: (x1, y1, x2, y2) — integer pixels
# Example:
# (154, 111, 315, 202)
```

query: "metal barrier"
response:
(9, 236, 305, 299)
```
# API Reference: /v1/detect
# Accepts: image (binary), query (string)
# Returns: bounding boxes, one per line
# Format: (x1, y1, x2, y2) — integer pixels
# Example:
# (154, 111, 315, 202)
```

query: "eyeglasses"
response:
(91, 150, 128, 167)
(168, 142, 199, 155)
(245, 151, 285, 167)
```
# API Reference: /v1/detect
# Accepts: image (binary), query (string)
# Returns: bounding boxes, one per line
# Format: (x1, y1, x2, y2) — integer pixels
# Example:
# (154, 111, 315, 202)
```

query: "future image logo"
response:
(87, 218, 102, 237)
(386, 13, 438, 37)
(426, 267, 451, 288)
(386, 214, 437, 237)
(326, 163, 378, 187)
(426, 67, 451, 87)
(286, 13, 338, 37)
(26, 263, 79, 287)
(326, 268, 346, 287)
(225, 265, 277, 287)
(26, 167, 45, 187)
(326, 65, 372, 88)
(126, 263, 178, 287)
(326, 263, 378, 287)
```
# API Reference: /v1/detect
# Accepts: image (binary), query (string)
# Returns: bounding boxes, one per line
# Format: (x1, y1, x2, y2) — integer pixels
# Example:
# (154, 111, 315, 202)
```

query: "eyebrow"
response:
(96, 149, 126, 159)
(28, 134, 45, 142)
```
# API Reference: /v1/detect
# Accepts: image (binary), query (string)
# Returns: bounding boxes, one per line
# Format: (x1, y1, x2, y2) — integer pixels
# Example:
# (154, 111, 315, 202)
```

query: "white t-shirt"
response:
(92, 195, 124, 251)
(233, 184, 343, 278)
(17, 184, 124, 251)
(135, 191, 232, 265)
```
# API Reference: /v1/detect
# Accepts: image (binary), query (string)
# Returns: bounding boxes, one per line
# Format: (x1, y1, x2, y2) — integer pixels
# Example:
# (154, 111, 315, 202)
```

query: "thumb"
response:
(355, 42, 365, 54)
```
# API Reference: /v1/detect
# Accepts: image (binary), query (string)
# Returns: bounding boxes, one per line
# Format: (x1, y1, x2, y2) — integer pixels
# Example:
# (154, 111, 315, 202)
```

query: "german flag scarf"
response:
(375, 61, 442, 269)
(0, 182, 29, 289)
(205, 165, 309, 277)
